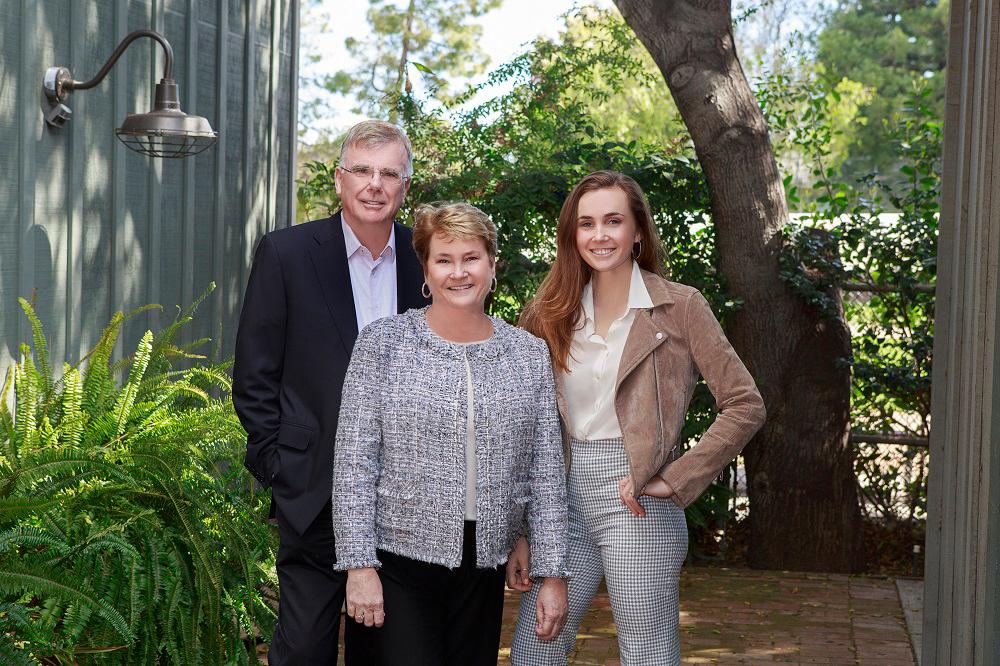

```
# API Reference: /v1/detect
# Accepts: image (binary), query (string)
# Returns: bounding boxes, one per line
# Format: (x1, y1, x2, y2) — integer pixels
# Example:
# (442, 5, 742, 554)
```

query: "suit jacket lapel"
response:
(309, 212, 359, 355)
(394, 222, 427, 312)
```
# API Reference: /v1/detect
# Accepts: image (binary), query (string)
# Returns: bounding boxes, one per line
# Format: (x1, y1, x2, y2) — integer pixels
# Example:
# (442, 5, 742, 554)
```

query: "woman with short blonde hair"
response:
(334, 201, 569, 665)
(412, 202, 498, 266)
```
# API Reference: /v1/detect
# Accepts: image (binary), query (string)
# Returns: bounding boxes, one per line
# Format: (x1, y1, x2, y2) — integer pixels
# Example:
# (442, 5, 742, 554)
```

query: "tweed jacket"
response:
(556, 270, 766, 508)
(333, 307, 569, 577)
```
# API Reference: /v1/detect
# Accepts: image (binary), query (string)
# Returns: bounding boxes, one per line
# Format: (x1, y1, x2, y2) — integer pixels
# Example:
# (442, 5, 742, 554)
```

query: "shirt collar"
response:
(581, 261, 654, 326)
(342, 218, 395, 261)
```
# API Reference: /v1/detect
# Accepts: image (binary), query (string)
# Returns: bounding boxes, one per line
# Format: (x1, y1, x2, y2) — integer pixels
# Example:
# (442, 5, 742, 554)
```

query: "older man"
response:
(233, 120, 426, 664)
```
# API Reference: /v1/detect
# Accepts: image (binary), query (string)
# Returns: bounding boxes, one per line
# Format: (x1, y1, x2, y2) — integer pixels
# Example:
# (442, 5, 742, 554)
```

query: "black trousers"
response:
(373, 521, 506, 666)
(270, 500, 375, 665)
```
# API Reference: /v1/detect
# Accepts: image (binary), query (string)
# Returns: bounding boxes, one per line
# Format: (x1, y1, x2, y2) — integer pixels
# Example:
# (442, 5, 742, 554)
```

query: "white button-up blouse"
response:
(563, 261, 654, 441)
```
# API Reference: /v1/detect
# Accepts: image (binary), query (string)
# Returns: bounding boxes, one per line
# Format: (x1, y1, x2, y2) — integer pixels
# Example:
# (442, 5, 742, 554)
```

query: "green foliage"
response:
(310, 0, 501, 120)
(844, 95, 938, 524)
(774, 79, 940, 524)
(758, 67, 875, 209)
(815, 0, 948, 179)
(554, 7, 688, 150)
(0, 286, 275, 663)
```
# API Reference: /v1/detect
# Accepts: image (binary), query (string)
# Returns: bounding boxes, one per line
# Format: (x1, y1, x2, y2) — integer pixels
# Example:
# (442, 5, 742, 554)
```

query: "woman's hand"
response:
(346, 567, 385, 628)
(618, 475, 675, 517)
(506, 536, 532, 592)
(535, 577, 568, 641)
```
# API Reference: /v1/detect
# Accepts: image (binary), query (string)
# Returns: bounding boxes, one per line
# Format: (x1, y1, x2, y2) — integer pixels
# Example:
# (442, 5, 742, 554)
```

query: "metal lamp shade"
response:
(116, 109, 217, 158)
(115, 78, 217, 158)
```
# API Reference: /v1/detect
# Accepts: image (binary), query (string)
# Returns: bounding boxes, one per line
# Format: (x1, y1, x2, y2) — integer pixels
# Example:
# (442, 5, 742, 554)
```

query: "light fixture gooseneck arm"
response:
(67, 30, 175, 92)
(42, 27, 216, 157)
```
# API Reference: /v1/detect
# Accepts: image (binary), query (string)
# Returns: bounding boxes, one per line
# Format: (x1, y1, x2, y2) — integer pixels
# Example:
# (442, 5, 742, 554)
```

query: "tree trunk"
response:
(613, 0, 864, 572)
(388, 0, 417, 124)
(396, 0, 417, 93)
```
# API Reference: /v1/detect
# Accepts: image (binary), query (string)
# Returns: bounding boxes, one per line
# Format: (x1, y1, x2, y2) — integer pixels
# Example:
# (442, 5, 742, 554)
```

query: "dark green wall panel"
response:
(0, 0, 299, 372)
(0, 2, 21, 360)
(222, 29, 245, 358)
(194, 25, 218, 347)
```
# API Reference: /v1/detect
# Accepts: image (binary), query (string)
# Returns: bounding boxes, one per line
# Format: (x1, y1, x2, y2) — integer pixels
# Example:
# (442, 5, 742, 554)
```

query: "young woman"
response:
(332, 202, 570, 665)
(510, 171, 766, 665)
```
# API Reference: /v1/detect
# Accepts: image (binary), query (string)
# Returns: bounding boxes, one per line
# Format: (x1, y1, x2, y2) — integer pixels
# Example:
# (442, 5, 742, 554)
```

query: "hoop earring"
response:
(489, 276, 497, 293)
(632, 239, 642, 259)
(421, 282, 431, 299)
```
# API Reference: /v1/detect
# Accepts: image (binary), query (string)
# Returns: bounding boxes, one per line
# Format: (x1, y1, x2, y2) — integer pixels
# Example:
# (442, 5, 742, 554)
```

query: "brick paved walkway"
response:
(284, 567, 918, 665)
(499, 568, 917, 665)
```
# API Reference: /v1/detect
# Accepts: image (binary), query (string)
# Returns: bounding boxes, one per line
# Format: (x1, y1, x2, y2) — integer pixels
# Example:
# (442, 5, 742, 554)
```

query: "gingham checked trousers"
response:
(511, 438, 687, 666)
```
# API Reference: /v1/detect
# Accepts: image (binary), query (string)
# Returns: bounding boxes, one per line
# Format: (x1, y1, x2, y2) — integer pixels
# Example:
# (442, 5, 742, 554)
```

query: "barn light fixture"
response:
(42, 29, 217, 159)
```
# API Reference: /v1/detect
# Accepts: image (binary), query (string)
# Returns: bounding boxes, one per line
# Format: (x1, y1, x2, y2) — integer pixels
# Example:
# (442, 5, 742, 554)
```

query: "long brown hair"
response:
(520, 171, 666, 372)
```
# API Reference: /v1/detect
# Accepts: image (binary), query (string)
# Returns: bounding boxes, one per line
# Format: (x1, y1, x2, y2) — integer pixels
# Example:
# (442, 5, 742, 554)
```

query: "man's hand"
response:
(506, 536, 532, 592)
(346, 567, 385, 628)
(535, 577, 568, 641)
(618, 475, 675, 517)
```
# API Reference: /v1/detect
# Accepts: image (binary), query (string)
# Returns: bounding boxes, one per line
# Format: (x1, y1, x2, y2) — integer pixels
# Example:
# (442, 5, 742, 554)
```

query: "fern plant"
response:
(0, 286, 276, 664)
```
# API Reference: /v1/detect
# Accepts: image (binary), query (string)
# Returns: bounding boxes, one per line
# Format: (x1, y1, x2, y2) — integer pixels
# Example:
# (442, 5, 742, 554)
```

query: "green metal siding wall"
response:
(0, 0, 298, 370)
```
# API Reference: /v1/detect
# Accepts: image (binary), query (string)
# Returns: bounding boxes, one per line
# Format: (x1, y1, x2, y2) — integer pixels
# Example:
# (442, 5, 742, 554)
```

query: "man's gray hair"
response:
(339, 120, 414, 176)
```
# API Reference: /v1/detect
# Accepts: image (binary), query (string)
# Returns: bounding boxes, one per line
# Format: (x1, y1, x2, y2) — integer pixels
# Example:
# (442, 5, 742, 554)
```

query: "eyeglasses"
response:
(340, 164, 409, 187)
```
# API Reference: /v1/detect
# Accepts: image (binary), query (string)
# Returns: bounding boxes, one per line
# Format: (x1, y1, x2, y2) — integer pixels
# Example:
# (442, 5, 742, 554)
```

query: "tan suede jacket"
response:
(555, 270, 766, 508)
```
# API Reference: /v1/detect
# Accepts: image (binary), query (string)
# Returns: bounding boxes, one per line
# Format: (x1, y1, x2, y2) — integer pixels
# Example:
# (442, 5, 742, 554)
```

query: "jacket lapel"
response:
(309, 212, 359, 355)
(616, 309, 668, 390)
(615, 271, 675, 389)
(394, 223, 427, 312)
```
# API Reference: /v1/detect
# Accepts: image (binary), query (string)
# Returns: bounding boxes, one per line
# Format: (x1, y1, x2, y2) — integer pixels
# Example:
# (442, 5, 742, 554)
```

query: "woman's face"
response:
(574, 187, 641, 275)
(424, 233, 495, 310)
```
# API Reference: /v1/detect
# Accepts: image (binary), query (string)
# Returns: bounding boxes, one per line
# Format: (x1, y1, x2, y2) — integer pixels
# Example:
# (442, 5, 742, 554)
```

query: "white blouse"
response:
(462, 350, 477, 520)
(562, 262, 653, 441)
(459, 337, 492, 521)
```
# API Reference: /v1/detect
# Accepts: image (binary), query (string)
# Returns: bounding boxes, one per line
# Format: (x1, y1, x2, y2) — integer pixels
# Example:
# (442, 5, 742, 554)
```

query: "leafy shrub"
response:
(765, 77, 939, 525)
(0, 287, 276, 664)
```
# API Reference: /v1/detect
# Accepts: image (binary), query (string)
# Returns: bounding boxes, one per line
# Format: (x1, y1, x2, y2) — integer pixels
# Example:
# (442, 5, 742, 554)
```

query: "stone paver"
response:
(895, 578, 923, 665)
(307, 567, 919, 665)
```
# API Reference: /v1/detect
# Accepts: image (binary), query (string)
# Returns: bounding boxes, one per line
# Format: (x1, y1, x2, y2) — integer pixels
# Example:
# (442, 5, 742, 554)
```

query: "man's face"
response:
(335, 141, 411, 228)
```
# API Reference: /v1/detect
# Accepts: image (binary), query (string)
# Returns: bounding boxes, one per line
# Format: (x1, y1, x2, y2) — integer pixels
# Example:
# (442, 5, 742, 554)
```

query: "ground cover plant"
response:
(0, 287, 276, 664)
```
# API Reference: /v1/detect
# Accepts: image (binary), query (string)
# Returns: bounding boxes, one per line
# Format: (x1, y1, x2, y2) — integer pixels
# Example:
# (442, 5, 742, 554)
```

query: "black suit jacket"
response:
(233, 212, 427, 535)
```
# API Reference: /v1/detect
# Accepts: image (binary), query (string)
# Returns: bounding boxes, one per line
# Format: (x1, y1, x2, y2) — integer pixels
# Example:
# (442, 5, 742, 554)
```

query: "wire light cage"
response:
(115, 130, 217, 158)
(116, 120, 217, 159)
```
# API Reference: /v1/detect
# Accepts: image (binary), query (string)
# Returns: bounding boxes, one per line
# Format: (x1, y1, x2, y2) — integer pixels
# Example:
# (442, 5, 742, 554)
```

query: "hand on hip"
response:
(619, 474, 675, 517)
